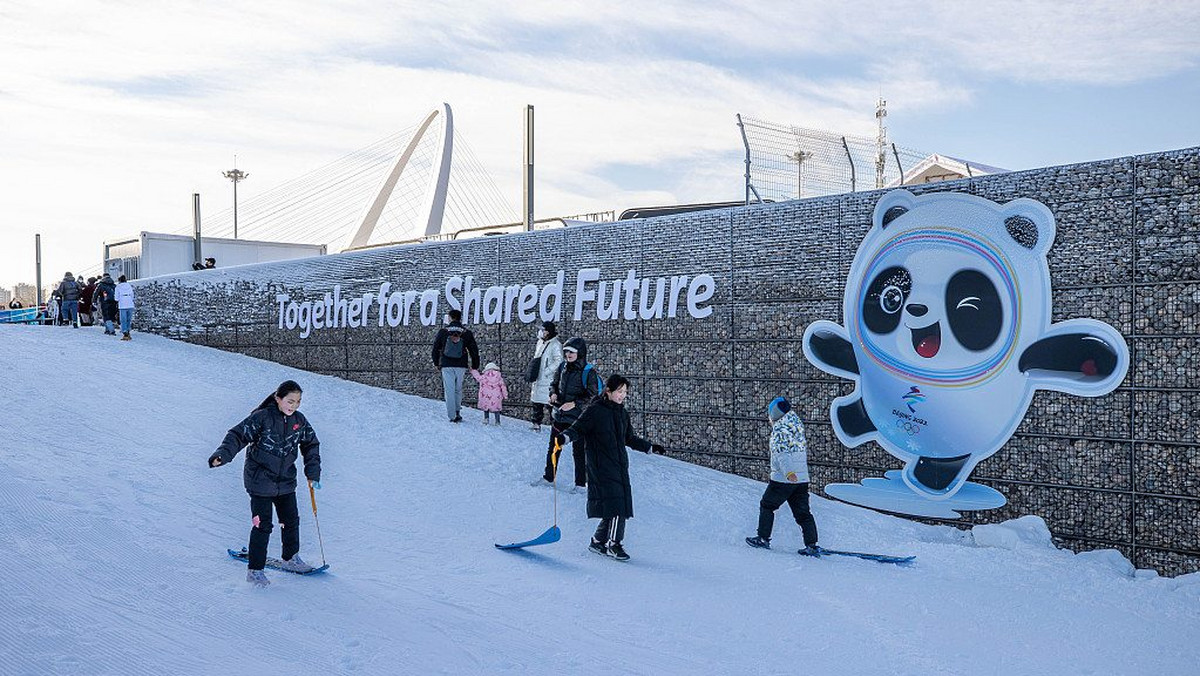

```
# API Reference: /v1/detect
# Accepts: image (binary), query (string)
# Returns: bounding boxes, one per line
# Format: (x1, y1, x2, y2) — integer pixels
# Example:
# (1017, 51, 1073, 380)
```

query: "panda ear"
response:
(873, 189, 917, 230)
(1000, 198, 1056, 255)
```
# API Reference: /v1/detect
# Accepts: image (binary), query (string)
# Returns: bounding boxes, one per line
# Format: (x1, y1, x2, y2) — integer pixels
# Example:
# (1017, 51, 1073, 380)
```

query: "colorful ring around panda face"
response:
(854, 227, 1021, 387)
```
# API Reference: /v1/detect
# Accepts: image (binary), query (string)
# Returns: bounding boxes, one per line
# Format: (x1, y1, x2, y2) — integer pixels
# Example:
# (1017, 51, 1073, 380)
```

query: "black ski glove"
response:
(649, 444, 666, 455)
(208, 453, 224, 468)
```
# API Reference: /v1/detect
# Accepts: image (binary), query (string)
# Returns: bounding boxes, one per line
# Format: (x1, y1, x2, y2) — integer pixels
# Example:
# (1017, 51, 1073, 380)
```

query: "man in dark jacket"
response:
(537, 337, 601, 489)
(56, 272, 81, 327)
(94, 274, 118, 335)
(561, 373, 664, 561)
(431, 309, 480, 422)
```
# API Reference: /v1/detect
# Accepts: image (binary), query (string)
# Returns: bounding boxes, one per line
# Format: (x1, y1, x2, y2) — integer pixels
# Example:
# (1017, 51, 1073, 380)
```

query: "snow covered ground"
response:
(1, 324, 1197, 675)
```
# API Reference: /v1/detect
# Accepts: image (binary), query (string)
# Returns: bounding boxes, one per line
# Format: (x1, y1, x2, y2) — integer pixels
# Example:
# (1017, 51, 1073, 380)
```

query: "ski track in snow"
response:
(1, 324, 1198, 675)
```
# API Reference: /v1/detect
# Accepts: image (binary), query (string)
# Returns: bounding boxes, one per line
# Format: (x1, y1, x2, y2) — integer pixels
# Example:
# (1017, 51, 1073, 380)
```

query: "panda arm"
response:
(805, 325, 859, 376)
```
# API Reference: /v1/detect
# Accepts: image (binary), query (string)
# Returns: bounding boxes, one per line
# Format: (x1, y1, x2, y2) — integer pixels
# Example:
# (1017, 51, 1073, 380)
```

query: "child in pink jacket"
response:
(470, 362, 509, 425)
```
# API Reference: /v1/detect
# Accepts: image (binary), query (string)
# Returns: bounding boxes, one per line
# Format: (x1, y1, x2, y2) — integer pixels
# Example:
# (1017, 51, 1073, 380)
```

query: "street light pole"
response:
(222, 166, 249, 239)
(788, 150, 812, 199)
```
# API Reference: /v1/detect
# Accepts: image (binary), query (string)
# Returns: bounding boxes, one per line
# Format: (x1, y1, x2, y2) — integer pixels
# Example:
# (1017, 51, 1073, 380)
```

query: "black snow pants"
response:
(543, 421, 587, 487)
(758, 481, 818, 546)
(248, 492, 300, 570)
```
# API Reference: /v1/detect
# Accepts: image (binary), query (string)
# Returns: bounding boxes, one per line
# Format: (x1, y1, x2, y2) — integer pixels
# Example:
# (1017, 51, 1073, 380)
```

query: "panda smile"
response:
(910, 322, 941, 358)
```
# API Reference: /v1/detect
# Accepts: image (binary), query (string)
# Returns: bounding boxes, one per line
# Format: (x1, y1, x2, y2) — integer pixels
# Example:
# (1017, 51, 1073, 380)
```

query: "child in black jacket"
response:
(209, 380, 322, 587)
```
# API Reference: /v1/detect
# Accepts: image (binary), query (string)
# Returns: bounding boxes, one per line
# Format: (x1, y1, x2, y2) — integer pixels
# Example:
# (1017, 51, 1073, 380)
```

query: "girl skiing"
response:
(470, 362, 509, 425)
(208, 380, 322, 587)
(560, 374, 665, 561)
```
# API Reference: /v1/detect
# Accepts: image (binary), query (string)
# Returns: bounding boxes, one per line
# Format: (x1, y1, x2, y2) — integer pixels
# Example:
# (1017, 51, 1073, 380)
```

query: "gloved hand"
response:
(650, 444, 666, 455)
(311, 480, 322, 490)
(208, 453, 224, 468)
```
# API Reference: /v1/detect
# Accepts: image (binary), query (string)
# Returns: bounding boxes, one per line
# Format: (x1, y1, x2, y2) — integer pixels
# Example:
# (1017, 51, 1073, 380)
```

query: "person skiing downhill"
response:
(208, 380, 322, 587)
(745, 397, 819, 555)
(560, 374, 665, 561)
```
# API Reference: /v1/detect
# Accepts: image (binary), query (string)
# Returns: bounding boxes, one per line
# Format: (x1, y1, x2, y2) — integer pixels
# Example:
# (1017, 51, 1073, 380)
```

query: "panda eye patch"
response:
(946, 270, 1001, 351)
(863, 266, 911, 335)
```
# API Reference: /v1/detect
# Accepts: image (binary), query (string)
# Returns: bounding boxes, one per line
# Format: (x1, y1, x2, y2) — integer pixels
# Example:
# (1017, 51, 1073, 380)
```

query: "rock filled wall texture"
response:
(136, 147, 1200, 576)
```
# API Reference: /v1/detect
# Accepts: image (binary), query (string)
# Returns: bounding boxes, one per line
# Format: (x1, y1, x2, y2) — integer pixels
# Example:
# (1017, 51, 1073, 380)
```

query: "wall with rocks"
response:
(134, 146, 1200, 576)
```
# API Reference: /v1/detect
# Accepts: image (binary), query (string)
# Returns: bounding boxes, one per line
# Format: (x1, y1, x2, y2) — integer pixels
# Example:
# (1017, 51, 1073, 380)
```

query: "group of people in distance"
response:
(208, 308, 820, 586)
(41, 271, 136, 340)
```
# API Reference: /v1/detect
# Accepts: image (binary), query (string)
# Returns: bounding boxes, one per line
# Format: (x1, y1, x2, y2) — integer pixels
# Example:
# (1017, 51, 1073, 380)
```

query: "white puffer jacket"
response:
(529, 336, 563, 404)
(770, 410, 810, 484)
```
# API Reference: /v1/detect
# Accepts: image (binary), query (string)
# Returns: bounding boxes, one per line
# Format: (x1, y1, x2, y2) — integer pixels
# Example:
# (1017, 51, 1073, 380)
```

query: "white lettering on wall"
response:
(274, 268, 717, 338)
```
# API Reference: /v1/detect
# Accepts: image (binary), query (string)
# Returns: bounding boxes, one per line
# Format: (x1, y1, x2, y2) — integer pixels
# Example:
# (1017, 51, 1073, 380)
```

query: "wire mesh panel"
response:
(738, 116, 930, 202)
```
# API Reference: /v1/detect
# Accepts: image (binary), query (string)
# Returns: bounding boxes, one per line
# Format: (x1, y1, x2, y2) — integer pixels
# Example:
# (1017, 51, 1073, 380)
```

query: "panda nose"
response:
(906, 303, 928, 317)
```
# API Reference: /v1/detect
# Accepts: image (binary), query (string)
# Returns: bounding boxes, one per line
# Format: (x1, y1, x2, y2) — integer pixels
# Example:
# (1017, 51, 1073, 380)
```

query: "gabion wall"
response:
(136, 147, 1200, 576)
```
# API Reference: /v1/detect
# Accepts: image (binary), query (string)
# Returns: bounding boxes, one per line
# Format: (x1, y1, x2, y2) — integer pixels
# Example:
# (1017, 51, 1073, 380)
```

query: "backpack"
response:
(443, 331, 464, 359)
(582, 363, 603, 394)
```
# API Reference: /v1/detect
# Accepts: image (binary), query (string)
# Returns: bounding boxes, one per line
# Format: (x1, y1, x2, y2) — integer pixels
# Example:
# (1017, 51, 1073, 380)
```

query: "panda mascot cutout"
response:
(802, 190, 1129, 518)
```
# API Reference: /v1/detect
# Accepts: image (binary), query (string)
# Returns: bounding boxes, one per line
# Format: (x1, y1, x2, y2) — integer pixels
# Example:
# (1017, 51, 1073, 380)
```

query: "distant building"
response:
(892, 154, 1007, 186)
(13, 283, 37, 306)
(103, 232, 327, 281)
(0, 288, 11, 305)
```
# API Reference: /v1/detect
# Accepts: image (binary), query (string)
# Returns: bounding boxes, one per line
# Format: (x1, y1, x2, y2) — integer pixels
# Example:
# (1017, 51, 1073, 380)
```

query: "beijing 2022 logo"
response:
(802, 190, 1129, 517)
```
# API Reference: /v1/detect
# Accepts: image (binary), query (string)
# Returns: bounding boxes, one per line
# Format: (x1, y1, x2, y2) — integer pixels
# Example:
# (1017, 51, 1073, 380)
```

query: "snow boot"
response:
(121, 333, 131, 341)
(798, 545, 822, 557)
(530, 476, 553, 487)
(606, 542, 630, 561)
(745, 536, 771, 549)
(569, 485, 585, 494)
(589, 539, 607, 556)
(279, 554, 315, 573)
(246, 569, 270, 587)
(452, 415, 463, 423)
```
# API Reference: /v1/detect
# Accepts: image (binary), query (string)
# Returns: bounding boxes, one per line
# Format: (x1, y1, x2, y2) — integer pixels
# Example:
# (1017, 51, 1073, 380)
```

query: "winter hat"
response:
(483, 362, 500, 372)
(767, 397, 791, 423)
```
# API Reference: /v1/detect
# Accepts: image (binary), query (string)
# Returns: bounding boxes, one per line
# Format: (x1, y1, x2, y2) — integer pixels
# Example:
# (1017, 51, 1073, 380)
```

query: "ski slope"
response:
(1, 324, 1197, 675)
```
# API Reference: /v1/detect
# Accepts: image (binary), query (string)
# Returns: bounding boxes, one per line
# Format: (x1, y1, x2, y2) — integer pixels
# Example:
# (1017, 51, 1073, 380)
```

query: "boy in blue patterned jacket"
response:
(745, 397, 820, 554)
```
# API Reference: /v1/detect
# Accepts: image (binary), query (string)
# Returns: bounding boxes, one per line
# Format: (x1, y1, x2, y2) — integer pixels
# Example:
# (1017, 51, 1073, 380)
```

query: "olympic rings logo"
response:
(895, 420, 922, 435)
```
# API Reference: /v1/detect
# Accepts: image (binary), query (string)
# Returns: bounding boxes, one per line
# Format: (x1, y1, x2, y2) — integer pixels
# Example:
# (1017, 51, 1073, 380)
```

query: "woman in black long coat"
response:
(561, 374, 664, 561)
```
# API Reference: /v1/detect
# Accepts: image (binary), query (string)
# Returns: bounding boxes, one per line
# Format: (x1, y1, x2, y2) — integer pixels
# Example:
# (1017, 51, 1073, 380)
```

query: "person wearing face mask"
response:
(527, 321, 563, 433)
(208, 380, 323, 587)
(532, 337, 600, 491)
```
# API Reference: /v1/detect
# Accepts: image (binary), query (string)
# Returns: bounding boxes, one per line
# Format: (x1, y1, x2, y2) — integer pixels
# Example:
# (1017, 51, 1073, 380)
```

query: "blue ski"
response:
(227, 548, 330, 574)
(495, 525, 561, 550)
(799, 546, 915, 565)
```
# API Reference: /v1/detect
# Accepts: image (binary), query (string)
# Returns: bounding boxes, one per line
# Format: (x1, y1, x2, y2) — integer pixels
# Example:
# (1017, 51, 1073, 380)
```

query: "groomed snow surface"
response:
(1, 324, 1197, 675)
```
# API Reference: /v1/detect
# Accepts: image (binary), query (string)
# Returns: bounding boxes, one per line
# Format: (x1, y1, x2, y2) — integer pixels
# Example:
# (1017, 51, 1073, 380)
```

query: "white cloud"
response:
(1, 0, 1198, 287)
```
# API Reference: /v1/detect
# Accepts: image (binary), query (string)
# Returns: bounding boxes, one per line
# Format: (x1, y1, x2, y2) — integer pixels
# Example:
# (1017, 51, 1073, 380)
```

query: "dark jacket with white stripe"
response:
(562, 396, 652, 519)
(211, 406, 321, 497)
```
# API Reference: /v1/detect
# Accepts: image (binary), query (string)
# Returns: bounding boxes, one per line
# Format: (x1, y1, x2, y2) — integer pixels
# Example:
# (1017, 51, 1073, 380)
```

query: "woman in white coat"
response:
(528, 321, 563, 432)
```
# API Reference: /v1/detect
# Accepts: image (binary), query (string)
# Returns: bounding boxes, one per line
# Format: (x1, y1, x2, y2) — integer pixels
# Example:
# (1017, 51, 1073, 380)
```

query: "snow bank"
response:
(2, 324, 1199, 675)
(971, 514, 1055, 550)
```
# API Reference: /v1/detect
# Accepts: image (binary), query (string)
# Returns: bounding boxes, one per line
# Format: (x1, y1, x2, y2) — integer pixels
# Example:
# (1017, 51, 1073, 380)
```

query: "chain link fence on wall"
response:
(736, 115, 934, 203)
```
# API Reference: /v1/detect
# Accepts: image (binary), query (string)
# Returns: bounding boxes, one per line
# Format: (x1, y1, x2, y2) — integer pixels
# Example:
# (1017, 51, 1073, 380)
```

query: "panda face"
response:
(856, 236, 1017, 379)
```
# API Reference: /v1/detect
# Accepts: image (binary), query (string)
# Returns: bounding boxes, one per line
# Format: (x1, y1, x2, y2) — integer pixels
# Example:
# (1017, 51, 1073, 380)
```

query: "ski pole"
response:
(308, 480, 327, 566)
(552, 439, 560, 527)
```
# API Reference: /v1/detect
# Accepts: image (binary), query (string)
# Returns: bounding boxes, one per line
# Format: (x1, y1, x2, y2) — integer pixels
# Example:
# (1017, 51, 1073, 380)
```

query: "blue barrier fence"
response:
(0, 307, 44, 324)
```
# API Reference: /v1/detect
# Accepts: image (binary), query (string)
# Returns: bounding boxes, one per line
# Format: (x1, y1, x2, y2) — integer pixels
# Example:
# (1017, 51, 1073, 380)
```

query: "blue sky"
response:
(2, 1, 1198, 289)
